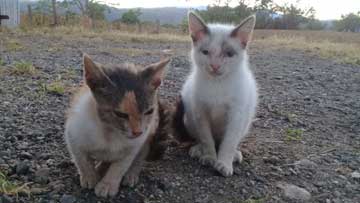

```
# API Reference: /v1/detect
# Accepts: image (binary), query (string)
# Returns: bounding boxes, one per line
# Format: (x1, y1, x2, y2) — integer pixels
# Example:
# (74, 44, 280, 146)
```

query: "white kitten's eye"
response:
(225, 51, 235, 57)
(201, 50, 209, 55)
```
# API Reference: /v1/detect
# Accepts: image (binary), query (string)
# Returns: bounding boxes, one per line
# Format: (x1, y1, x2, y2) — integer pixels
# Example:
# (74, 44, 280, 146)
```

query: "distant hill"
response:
(19, 0, 191, 25)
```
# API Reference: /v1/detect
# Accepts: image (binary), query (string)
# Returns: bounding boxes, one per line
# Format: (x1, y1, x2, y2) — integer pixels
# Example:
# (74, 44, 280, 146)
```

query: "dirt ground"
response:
(0, 31, 359, 203)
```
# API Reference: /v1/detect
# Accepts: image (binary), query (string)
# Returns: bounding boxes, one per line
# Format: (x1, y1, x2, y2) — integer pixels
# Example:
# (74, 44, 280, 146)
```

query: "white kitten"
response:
(180, 12, 258, 176)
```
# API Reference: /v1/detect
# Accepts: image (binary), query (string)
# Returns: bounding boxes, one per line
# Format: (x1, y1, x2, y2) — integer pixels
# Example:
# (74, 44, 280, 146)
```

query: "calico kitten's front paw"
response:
(80, 172, 100, 189)
(189, 144, 216, 165)
(95, 180, 120, 197)
(122, 173, 139, 187)
(214, 161, 233, 177)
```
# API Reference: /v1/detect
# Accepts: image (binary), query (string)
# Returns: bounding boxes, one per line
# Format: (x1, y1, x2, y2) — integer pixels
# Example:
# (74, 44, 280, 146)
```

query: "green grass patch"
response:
(242, 198, 266, 203)
(10, 61, 36, 75)
(285, 128, 304, 141)
(42, 81, 66, 95)
(0, 59, 5, 66)
(5, 39, 25, 51)
(0, 171, 30, 197)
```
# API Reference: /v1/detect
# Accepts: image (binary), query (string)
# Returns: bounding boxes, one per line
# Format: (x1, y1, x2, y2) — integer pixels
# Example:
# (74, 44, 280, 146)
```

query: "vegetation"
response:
(10, 61, 37, 75)
(5, 39, 25, 52)
(44, 81, 66, 95)
(190, 0, 321, 31)
(335, 12, 360, 32)
(0, 171, 30, 196)
(285, 128, 303, 141)
(121, 9, 142, 25)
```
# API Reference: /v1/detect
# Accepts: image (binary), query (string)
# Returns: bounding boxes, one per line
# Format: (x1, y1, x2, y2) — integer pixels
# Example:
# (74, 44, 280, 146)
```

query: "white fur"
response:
(182, 16, 258, 176)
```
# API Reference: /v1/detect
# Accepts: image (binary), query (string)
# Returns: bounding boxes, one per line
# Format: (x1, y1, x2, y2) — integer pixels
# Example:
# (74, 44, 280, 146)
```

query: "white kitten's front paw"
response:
(80, 172, 99, 189)
(122, 173, 139, 187)
(189, 144, 216, 165)
(214, 161, 233, 177)
(234, 150, 243, 163)
(95, 180, 120, 197)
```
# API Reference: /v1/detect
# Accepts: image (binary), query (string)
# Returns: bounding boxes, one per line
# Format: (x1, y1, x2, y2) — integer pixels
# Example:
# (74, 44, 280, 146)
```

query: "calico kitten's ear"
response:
(230, 15, 256, 48)
(83, 54, 104, 88)
(143, 58, 170, 89)
(188, 11, 209, 43)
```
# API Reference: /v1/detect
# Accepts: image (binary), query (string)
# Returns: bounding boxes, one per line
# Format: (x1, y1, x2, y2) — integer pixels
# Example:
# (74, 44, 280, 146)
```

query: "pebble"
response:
(350, 171, 360, 179)
(35, 168, 50, 184)
(295, 159, 317, 168)
(277, 182, 311, 201)
(60, 194, 76, 203)
(0, 195, 13, 203)
(19, 152, 33, 160)
(15, 161, 30, 175)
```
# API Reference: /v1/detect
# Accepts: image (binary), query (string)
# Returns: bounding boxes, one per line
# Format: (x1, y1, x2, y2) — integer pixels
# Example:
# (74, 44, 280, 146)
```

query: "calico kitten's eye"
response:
(201, 50, 209, 55)
(114, 111, 129, 119)
(144, 108, 154, 115)
(225, 50, 235, 57)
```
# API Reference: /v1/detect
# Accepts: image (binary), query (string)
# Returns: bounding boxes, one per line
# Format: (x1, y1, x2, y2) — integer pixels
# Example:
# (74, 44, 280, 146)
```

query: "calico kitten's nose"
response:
(210, 64, 220, 72)
(132, 131, 143, 137)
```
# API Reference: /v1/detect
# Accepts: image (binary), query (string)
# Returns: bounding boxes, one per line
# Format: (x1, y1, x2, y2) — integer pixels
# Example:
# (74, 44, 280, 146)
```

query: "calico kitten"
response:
(65, 54, 169, 197)
(174, 12, 258, 177)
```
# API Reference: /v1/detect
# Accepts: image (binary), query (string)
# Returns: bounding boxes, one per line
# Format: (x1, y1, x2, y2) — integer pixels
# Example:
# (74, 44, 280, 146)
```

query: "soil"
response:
(0, 31, 359, 203)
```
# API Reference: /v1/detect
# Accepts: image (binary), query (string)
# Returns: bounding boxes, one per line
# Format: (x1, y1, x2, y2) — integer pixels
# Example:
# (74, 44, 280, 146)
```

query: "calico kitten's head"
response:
(188, 11, 256, 77)
(83, 54, 169, 139)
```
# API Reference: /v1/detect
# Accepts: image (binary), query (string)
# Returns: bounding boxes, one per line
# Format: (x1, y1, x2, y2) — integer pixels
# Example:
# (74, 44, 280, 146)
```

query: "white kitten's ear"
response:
(83, 54, 103, 87)
(188, 11, 209, 43)
(231, 15, 256, 48)
(143, 58, 170, 89)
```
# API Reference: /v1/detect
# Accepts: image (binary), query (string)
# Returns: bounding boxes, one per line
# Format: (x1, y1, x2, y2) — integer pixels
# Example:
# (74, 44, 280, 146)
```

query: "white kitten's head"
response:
(188, 11, 256, 78)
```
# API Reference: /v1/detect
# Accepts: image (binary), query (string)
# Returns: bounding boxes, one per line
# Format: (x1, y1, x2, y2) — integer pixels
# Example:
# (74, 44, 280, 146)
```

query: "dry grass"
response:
(24, 26, 189, 43)
(10, 61, 37, 75)
(5, 39, 25, 52)
(254, 30, 360, 65)
(0, 171, 30, 197)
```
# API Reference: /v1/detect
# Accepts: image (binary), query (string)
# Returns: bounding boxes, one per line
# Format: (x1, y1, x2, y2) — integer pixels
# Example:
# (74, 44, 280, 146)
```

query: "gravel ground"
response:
(0, 32, 359, 203)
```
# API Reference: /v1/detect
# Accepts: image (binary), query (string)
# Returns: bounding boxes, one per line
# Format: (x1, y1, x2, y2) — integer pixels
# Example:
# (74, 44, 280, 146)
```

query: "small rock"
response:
(19, 152, 33, 160)
(60, 194, 76, 203)
(350, 171, 360, 179)
(30, 187, 48, 195)
(263, 156, 280, 165)
(277, 182, 311, 201)
(295, 159, 317, 168)
(35, 168, 50, 184)
(15, 161, 30, 175)
(0, 195, 14, 203)
(0, 158, 5, 164)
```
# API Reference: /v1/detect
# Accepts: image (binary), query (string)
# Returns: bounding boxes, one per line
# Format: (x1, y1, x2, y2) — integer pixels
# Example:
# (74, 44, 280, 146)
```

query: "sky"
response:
(103, 0, 360, 20)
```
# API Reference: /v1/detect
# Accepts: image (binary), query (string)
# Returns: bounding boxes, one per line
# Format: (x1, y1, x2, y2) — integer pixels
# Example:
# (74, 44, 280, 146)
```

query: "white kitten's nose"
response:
(210, 64, 220, 72)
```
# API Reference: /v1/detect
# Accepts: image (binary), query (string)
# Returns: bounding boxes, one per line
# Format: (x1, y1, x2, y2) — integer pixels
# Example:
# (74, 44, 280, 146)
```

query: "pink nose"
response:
(210, 64, 220, 71)
(132, 131, 142, 137)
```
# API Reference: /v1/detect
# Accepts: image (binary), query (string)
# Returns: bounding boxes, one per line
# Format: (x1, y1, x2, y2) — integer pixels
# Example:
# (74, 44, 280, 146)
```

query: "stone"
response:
(60, 195, 76, 203)
(277, 182, 311, 201)
(295, 159, 317, 168)
(15, 161, 30, 175)
(19, 152, 33, 160)
(35, 168, 50, 184)
(0, 195, 14, 203)
(350, 171, 360, 179)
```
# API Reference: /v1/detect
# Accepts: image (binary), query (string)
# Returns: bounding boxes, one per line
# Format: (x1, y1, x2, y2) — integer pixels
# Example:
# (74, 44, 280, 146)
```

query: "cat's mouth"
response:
(209, 69, 223, 76)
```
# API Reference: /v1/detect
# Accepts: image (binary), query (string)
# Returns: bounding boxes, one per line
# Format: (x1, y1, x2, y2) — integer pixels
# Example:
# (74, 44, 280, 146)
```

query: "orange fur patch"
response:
(120, 91, 141, 136)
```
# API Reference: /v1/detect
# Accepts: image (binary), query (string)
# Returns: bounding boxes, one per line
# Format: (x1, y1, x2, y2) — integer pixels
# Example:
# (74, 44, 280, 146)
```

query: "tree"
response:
(61, 0, 107, 20)
(335, 13, 360, 32)
(121, 9, 142, 25)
